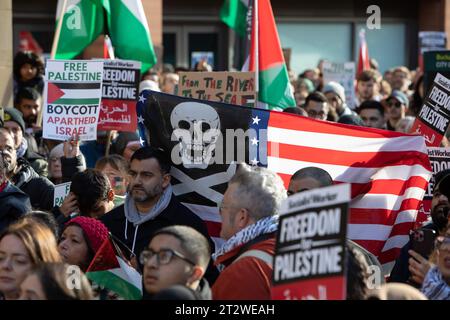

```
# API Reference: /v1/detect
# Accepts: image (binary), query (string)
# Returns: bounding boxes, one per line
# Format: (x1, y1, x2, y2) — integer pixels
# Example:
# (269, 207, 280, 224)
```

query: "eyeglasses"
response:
(387, 100, 402, 108)
(435, 236, 450, 251)
(139, 248, 195, 266)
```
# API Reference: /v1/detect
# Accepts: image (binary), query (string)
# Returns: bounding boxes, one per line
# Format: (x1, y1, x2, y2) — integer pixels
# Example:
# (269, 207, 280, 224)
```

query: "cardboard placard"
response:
(53, 182, 71, 207)
(98, 59, 141, 132)
(43, 60, 104, 141)
(421, 147, 450, 217)
(177, 71, 256, 107)
(418, 32, 447, 70)
(271, 184, 350, 300)
(322, 61, 356, 109)
(423, 51, 450, 95)
(410, 73, 450, 146)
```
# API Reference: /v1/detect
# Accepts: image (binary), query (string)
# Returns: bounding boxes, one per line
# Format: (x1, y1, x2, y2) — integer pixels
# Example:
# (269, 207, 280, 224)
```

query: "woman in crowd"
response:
(0, 218, 61, 300)
(13, 51, 44, 96)
(19, 262, 93, 300)
(95, 154, 129, 208)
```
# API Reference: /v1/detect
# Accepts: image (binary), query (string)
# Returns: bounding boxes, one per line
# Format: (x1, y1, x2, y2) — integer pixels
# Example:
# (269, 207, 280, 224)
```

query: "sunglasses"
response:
(387, 100, 403, 108)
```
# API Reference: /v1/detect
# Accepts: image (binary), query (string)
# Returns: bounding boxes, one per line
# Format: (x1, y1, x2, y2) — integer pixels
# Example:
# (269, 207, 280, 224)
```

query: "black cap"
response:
(434, 169, 450, 198)
(3, 107, 26, 133)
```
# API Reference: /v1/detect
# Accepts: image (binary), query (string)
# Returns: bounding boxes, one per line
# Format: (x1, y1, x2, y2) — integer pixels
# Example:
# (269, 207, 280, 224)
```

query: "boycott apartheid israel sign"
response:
(177, 72, 256, 107)
(410, 73, 450, 146)
(98, 59, 141, 132)
(271, 184, 350, 300)
(43, 60, 104, 141)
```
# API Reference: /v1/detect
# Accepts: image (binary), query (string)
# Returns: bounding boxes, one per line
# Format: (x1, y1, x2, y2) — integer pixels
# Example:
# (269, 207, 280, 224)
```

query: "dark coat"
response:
(150, 279, 212, 300)
(389, 222, 440, 286)
(0, 181, 31, 233)
(11, 158, 54, 211)
(100, 195, 219, 286)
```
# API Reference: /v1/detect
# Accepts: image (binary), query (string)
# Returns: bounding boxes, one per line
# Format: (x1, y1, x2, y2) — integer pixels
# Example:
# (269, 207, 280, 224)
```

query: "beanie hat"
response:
(3, 107, 26, 133)
(323, 81, 346, 103)
(298, 78, 315, 93)
(65, 216, 109, 254)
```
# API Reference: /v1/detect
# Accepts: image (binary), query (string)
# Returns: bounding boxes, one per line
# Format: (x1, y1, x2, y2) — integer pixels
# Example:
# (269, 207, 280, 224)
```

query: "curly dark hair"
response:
(13, 51, 44, 81)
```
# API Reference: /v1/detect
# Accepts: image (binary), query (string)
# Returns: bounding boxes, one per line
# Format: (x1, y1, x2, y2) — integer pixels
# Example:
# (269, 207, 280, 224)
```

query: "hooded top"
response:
(0, 180, 31, 233)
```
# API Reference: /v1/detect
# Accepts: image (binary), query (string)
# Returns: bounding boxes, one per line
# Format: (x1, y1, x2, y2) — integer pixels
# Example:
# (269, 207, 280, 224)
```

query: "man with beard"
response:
(14, 87, 42, 131)
(390, 169, 450, 286)
(100, 146, 218, 287)
(2, 108, 47, 176)
(0, 128, 54, 211)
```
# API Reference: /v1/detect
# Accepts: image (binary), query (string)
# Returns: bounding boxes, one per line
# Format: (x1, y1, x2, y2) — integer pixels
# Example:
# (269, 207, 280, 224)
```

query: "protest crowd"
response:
(0, 0, 450, 302)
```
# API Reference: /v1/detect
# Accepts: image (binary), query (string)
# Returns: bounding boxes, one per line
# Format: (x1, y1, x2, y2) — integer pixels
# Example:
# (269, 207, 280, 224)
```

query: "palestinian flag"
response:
(86, 236, 142, 300)
(54, 0, 104, 59)
(47, 82, 102, 105)
(104, 0, 157, 73)
(54, 0, 156, 73)
(247, 0, 295, 110)
(220, 0, 249, 37)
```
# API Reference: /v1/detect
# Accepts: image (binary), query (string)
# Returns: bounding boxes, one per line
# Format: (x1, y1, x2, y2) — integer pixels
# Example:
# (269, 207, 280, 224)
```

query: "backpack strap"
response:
(233, 249, 273, 267)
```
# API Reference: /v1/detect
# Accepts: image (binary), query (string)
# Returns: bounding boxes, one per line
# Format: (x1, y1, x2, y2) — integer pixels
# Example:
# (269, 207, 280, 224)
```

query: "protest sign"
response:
(177, 71, 256, 107)
(54, 182, 71, 207)
(420, 147, 450, 218)
(191, 51, 214, 70)
(43, 60, 104, 141)
(271, 184, 350, 300)
(98, 59, 140, 132)
(410, 73, 450, 146)
(322, 61, 356, 109)
(418, 32, 447, 70)
(423, 51, 450, 94)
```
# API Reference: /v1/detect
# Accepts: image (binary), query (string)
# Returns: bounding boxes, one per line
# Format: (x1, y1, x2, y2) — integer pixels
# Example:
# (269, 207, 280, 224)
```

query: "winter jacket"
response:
(389, 222, 440, 286)
(11, 158, 54, 211)
(100, 193, 219, 285)
(212, 233, 275, 300)
(0, 181, 31, 233)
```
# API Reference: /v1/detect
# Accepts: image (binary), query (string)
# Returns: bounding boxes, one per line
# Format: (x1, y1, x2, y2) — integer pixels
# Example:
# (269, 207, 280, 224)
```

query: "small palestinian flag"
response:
(86, 235, 142, 300)
(47, 82, 102, 105)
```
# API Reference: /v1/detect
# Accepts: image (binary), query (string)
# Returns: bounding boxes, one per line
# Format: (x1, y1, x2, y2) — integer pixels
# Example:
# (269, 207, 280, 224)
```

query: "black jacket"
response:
(11, 158, 54, 211)
(150, 279, 212, 300)
(100, 195, 219, 285)
(0, 181, 31, 233)
(389, 222, 440, 286)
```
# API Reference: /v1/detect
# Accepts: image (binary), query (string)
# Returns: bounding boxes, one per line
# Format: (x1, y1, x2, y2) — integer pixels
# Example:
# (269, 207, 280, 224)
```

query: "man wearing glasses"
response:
(141, 225, 212, 299)
(304, 91, 330, 121)
(385, 90, 409, 131)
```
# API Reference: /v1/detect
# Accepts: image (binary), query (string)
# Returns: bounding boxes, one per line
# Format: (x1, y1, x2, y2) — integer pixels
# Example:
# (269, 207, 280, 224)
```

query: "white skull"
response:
(170, 102, 221, 169)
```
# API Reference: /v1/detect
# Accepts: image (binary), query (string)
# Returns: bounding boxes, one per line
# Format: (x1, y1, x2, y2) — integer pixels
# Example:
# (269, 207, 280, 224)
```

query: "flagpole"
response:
(38, 0, 68, 128)
(50, 0, 68, 59)
(254, 0, 259, 105)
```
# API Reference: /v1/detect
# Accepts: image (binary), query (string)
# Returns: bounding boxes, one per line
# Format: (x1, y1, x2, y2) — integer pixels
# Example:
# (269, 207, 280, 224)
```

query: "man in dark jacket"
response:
(0, 128, 54, 211)
(389, 169, 450, 286)
(100, 146, 218, 283)
(0, 151, 31, 233)
(2, 107, 48, 176)
(141, 225, 212, 300)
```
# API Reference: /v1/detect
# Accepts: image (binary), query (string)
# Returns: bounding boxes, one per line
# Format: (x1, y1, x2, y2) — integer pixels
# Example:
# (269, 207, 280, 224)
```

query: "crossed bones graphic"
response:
(171, 163, 237, 204)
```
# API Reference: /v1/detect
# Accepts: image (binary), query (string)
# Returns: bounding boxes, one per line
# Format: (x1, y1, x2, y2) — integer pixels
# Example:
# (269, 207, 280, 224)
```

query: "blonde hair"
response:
(0, 218, 61, 265)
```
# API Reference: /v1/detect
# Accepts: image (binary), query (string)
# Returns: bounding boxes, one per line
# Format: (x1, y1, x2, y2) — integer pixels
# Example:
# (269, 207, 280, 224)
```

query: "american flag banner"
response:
(137, 90, 432, 273)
